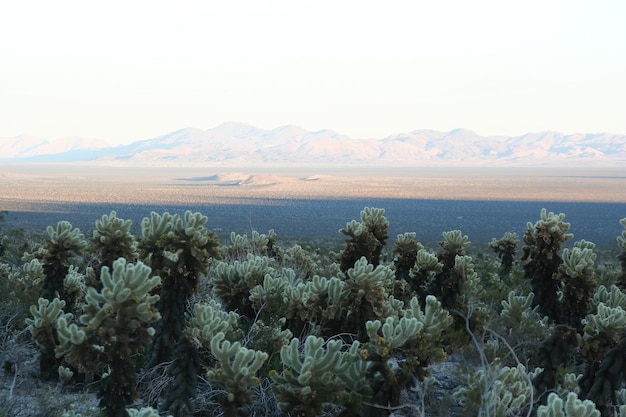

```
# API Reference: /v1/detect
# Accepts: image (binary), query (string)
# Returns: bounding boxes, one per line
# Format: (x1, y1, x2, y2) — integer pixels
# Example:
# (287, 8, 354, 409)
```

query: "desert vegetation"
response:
(1, 205, 626, 417)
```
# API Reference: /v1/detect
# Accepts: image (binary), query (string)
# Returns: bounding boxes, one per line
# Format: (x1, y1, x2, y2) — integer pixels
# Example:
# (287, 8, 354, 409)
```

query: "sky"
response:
(1, 1, 625, 146)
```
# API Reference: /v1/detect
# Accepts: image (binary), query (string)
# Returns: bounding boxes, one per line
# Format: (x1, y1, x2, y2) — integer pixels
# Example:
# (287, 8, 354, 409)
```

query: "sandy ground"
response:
(1, 164, 625, 211)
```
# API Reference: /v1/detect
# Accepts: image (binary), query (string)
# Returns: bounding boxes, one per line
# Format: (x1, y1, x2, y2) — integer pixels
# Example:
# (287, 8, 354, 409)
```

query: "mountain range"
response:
(1, 122, 625, 166)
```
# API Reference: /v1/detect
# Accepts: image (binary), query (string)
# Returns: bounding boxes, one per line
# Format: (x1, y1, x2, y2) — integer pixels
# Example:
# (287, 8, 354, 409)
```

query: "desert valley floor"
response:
(1, 163, 625, 246)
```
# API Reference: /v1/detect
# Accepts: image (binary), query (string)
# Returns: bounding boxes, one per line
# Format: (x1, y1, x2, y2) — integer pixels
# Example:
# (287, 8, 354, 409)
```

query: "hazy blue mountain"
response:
(1, 123, 625, 166)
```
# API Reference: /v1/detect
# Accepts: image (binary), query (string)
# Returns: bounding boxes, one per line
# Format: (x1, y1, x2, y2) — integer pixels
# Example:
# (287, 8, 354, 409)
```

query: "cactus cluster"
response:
(271, 335, 370, 417)
(140, 210, 220, 367)
(454, 362, 534, 417)
(339, 207, 389, 272)
(538, 392, 601, 417)
(522, 208, 574, 322)
(489, 231, 519, 276)
(559, 241, 598, 330)
(91, 211, 138, 278)
(617, 218, 626, 288)
(40, 221, 88, 303)
(10, 204, 626, 417)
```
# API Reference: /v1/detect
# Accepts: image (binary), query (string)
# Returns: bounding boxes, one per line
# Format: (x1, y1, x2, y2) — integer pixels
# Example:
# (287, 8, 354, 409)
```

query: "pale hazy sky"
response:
(1, 0, 625, 145)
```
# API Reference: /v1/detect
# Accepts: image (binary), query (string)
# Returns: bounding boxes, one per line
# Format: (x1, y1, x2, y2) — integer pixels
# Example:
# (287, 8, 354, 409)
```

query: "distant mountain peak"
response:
(1, 124, 625, 166)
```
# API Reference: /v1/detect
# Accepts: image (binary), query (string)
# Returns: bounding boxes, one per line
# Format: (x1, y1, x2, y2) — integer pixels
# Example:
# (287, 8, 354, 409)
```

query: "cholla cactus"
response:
(498, 291, 549, 359)
(454, 362, 534, 417)
(591, 285, 626, 312)
(364, 295, 451, 407)
(617, 218, 626, 289)
(280, 244, 319, 280)
(522, 208, 573, 322)
(161, 334, 201, 417)
(8, 258, 45, 307)
(392, 232, 423, 282)
(126, 408, 160, 417)
(190, 299, 241, 344)
(140, 211, 220, 367)
(248, 268, 298, 317)
(63, 265, 87, 313)
(584, 336, 626, 415)
(25, 297, 72, 379)
(440, 230, 471, 256)
(339, 207, 389, 272)
(211, 254, 275, 318)
(343, 257, 398, 339)
(559, 243, 597, 330)
(579, 302, 626, 407)
(533, 324, 579, 400)
(206, 332, 269, 417)
(223, 229, 278, 259)
(40, 221, 87, 303)
(160, 300, 242, 417)
(489, 232, 518, 276)
(409, 248, 443, 303)
(271, 335, 371, 417)
(285, 275, 348, 334)
(91, 211, 137, 279)
(426, 230, 470, 312)
(537, 392, 600, 417)
(500, 291, 536, 327)
(583, 303, 626, 340)
(79, 258, 161, 417)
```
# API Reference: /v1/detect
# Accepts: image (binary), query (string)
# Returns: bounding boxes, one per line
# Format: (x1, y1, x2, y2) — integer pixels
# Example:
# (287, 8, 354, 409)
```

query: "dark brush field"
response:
(1, 164, 625, 248)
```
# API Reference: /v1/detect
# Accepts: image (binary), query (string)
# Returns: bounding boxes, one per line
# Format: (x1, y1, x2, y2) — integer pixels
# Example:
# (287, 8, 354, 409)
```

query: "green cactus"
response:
(339, 207, 389, 272)
(533, 324, 579, 402)
(39, 221, 87, 303)
(454, 362, 534, 417)
(579, 301, 626, 409)
(91, 211, 137, 280)
(409, 248, 443, 303)
(497, 291, 549, 362)
(161, 334, 201, 417)
(10, 257, 44, 291)
(364, 295, 451, 407)
(537, 392, 600, 417)
(522, 208, 573, 323)
(617, 218, 626, 289)
(205, 332, 269, 417)
(248, 267, 299, 319)
(591, 285, 626, 312)
(559, 242, 597, 330)
(78, 258, 161, 417)
(25, 297, 72, 379)
(500, 291, 536, 327)
(211, 254, 275, 318)
(285, 274, 348, 336)
(271, 335, 371, 417)
(126, 407, 160, 417)
(62, 265, 87, 313)
(392, 232, 423, 282)
(489, 231, 518, 276)
(5, 258, 44, 317)
(139, 211, 220, 367)
(222, 229, 278, 259)
(428, 230, 470, 311)
(584, 335, 626, 416)
(189, 299, 241, 345)
(280, 243, 319, 280)
(343, 257, 399, 339)
(162, 299, 245, 417)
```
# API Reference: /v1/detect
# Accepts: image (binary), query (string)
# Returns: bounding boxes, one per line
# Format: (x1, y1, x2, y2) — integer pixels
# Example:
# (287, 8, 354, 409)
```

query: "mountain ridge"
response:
(1, 123, 625, 166)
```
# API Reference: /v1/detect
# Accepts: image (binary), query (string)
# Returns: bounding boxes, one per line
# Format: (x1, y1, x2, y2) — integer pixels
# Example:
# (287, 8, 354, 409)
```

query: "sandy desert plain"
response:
(1, 163, 625, 207)
(1, 163, 625, 246)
